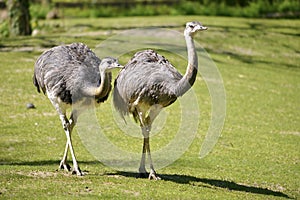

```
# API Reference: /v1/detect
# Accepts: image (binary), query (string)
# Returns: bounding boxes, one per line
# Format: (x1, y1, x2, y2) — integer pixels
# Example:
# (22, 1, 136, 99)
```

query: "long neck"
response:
(81, 68, 111, 98)
(175, 34, 198, 96)
(94, 70, 110, 98)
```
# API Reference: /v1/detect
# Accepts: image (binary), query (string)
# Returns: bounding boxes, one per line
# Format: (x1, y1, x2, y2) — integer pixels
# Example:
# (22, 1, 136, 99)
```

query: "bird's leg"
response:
(59, 142, 71, 171)
(68, 111, 82, 176)
(148, 105, 162, 123)
(144, 125, 160, 180)
(50, 100, 71, 172)
(59, 114, 71, 172)
(138, 133, 148, 178)
(136, 107, 161, 180)
(59, 113, 82, 176)
(139, 125, 160, 180)
(69, 111, 77, 132)
(135, 108, 148, 178)
(146, 107, 161, 180)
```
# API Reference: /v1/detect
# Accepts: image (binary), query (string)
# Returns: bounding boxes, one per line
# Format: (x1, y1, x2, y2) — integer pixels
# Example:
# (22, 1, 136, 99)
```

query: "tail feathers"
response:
(32, 74, 41, 93)
(113, 82, 130, 122)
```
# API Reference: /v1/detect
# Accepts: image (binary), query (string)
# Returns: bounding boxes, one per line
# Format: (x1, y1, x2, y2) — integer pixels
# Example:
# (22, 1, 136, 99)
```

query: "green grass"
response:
(0, 16, 299, 199)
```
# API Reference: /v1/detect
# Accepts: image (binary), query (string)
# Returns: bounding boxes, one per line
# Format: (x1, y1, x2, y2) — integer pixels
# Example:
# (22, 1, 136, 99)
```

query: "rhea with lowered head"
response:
(33, 42, 122, 175)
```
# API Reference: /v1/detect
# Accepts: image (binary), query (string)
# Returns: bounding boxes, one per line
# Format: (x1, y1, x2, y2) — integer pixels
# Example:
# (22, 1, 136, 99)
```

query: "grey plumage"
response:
(113, 50, 180, 121)
(113, 21, 207, 179)
(33, 43, 114, 104)
(33, 42, 122, 175)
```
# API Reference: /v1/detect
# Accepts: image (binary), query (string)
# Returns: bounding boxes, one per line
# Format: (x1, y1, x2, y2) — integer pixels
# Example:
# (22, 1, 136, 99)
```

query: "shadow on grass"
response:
(107, 171, 292, 199)
(205, 46, 300, 69)
(1, 160, 292, 198)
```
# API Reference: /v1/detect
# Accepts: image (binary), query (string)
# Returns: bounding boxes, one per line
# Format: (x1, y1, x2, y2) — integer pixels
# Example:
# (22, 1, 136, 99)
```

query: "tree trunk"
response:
(7, 0, 32, 36)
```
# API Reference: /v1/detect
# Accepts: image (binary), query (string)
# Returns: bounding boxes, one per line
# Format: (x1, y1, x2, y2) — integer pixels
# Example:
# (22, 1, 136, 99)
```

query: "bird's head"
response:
(99, 57, 123, 72)
(184, 21, 207, 37)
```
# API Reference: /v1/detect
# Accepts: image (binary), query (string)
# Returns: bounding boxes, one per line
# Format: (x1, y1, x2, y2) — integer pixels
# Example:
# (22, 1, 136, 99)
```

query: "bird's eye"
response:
(189, 25, 194, 28)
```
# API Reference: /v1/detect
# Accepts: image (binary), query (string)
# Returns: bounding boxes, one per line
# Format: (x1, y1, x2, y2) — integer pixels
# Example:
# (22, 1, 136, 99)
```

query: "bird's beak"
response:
(197, 25, 208, 31)
(200, 25, 208, 30)
(115, 63, 124, 69)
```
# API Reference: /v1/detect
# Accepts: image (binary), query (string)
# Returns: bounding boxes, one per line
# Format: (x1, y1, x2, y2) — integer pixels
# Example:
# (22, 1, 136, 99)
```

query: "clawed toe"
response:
(59, 161, 71, 172)
(137, 170, 161, 180)
(59, 162, 83, 176)
(148, 171, 161, 180)
(72, 167, 83, 176)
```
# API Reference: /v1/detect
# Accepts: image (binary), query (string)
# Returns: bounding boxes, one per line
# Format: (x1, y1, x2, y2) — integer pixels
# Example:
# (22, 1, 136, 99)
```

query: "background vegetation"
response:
(0, 0, 299, 37)
(33, 0, 299, 18)
(0, 15, 299, 199)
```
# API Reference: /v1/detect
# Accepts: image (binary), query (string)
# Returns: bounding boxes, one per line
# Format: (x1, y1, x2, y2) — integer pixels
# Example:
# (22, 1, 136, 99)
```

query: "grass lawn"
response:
(0, 16, 299, 199)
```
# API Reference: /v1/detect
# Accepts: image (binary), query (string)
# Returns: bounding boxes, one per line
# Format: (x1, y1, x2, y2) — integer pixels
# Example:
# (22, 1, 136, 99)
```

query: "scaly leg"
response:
(59, 112, 77, 171)
(59, 137, 71, 171)
(136, 108, 148, 178)
(48, 96, 82, 175)
(68, 111, 82, 175)
(138, 125, 161, 180)
(136, 105, 161, 180)
(138, 135, 148, 178)
(147, 106, 161, 180)
(58, 111, 82, 176)
(59, 114, 71, 171)
(143, 126, 160, 180)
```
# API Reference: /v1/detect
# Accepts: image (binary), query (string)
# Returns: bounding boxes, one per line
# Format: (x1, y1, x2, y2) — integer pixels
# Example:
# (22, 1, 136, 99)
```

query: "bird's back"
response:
(113, 50, 182, 117)
(33, 43, 110, 104)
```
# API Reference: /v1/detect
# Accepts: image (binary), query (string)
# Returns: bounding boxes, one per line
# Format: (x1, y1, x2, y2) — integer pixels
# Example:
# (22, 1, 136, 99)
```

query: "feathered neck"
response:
(94, 70, 111, 98)
(175, 34, 198, 96)
(81, 69, 111, 98)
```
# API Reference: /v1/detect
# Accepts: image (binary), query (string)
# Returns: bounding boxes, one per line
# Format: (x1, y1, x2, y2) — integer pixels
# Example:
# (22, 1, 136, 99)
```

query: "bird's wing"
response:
(122, 49, 183, 93)
(33, 43, 103, 103)
(124, 49, 182, 79)
(113, 50, 182, 116)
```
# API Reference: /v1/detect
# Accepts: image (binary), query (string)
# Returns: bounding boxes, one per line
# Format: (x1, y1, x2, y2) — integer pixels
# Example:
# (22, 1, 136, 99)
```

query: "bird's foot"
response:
(59, 161, 71, 172)
(72, 166, 83, 176)
(148, 169, 161, 180)
(59, 161, 83, 176)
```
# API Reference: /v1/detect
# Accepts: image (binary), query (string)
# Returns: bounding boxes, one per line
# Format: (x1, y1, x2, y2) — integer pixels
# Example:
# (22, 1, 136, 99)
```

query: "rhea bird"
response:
(33, 42, 122, 176)
(113, 21, 207, 180)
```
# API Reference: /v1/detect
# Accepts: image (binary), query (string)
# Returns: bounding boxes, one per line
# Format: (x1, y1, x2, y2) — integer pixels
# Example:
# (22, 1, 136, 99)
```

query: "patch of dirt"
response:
(16, 171, 58, 178)
(16, 170, 74, 178)
(123, 189, 140, 197)
(0, 46, 49, 53)
(279, 131, 300, 136)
